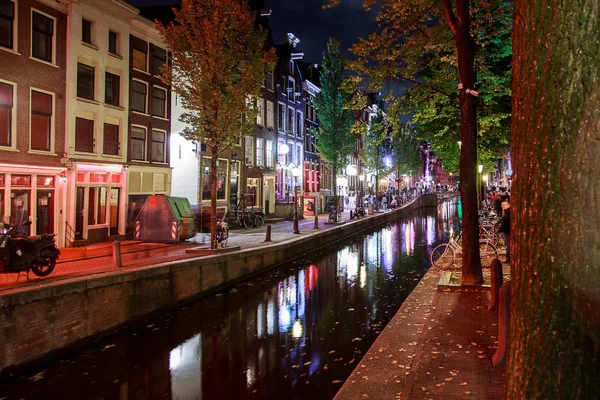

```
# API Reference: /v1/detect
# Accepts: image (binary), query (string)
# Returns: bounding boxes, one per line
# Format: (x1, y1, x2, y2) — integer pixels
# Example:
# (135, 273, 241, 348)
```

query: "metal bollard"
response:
(265, 225, 272, 242)
(489, 258, 503, 312)
(314, 215, 319, 229)
(492, 281, 511, 368)
(113, 240, 123, 268)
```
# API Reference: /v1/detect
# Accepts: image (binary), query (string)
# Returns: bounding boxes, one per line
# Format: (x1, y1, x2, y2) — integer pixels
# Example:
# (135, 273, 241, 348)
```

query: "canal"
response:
(1, 200, 458, 400)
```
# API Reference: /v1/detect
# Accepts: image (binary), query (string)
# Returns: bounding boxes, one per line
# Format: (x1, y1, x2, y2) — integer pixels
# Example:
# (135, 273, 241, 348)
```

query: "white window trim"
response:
(76, 57, 97, 102)
(288, 140, 294, 164)
(132, 37, 149, 74)
(30, 8, 57, 66)
(28, 87, 55, 154)
(288, 107, 294, 135)
(73, 114, 96, 155)
(0, 0, 18, 54)
(152, 85, 168, 119)
(130, 124, 147, 161)
(278, 101, 286, 133)
(266, 139, 273, 168)
(0, 78, 18, 151)
(266, 100, 274, 129)
(296, 110, 303, 136)
(287, 76, 295, 96)
(256, 98, 264, 126)
(104, 67, 123, 108)
(131, 78, 149, 115)
(256, 138, 264, 167)
(244, 136, 254, 166)
(151, 127, 168, 164)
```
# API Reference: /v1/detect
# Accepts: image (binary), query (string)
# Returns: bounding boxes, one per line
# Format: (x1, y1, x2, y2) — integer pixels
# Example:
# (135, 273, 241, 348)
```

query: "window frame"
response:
(76, 62, 95, 100)
(30, 88, 54, 152)
(151, 45, 167, 76)
(266, 100, 274, 129)
(266, 140, 273, 168)
(30, 8, 56, 64)
(108, 30, 119, 55)
(256, 98, 264, 126)
(131, 79, 148, 114)
(278, 102, 286, 133)
(151, 85, 167, 118)
(0, 79, 16, 149)
(81, 17, 93, 45)
(244, 136, 254, 166)
(103, 122, 119, 156)
(75, 116, 94, 153)
(256, 138, 264, 167)
(151, 129, 167, 163)
(131, 35, 148, 72)
(287, 107, 294, 135)
(130, 125, 147, 161)
(0, 0, 16, 51)
(104, 71, 120, 106)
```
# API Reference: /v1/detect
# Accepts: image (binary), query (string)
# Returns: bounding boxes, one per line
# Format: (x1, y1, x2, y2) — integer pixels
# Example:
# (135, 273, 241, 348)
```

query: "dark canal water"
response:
(1, 201, 458, 400)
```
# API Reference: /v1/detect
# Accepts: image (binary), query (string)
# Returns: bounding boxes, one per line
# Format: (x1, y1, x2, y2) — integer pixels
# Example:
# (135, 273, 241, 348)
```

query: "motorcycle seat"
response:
(14, 236, 43, 244)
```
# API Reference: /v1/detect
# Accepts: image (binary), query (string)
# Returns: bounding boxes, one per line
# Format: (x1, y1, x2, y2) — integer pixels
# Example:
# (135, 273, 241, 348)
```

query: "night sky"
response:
(127, 0, 380, 63)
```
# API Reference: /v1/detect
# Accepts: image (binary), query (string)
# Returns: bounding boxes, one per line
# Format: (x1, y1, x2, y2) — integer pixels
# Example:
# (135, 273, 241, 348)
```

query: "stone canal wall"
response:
(0, 194, 452, 373)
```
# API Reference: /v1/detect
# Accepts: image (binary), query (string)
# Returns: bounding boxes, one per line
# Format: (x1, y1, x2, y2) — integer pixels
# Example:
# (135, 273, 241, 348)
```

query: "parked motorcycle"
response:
(0, 221, 60, 277)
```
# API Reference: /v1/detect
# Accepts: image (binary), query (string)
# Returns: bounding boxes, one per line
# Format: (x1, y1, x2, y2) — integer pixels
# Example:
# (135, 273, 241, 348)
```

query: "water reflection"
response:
(1, 203, 458, 400)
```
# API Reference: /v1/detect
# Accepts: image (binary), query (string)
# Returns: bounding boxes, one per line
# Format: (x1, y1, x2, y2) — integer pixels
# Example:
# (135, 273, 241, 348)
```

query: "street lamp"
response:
(291, 164, 301, 234)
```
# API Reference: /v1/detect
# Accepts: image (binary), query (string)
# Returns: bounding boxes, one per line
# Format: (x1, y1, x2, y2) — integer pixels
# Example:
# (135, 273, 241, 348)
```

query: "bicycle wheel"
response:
(479, 241, 498, 268)
(254, 215, 264, 228)
(243, 214, 253, 229)
(430, 244, 455, 270)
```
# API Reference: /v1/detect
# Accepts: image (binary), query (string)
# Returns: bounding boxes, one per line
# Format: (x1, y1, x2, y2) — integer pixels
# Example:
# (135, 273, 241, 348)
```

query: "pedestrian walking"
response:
(382, 193, 388, 210)
(497, 197, 511, 263)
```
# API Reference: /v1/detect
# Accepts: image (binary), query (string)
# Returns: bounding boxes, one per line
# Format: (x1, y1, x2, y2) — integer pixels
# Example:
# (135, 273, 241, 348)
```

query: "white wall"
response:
(169, 93, 199, 204)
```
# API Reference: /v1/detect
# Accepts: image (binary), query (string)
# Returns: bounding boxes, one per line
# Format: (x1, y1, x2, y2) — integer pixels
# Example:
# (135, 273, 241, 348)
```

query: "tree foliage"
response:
(389, 123, 421, 181)
(313, 38, 356, 205)
(156, 0, 275, 248)
(360, 110, 391, 192)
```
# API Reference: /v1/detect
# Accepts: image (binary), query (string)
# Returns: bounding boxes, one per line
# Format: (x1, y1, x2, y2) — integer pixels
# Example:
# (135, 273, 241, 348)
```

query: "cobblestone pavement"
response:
(335, 269, 506, 400)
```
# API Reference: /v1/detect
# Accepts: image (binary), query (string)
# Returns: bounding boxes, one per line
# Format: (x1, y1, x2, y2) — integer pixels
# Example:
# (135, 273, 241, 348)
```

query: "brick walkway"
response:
(335, 269, 506, 400)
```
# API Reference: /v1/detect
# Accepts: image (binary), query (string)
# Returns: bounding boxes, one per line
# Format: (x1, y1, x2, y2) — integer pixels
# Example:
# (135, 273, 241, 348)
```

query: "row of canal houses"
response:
(0, 0, 378, 248)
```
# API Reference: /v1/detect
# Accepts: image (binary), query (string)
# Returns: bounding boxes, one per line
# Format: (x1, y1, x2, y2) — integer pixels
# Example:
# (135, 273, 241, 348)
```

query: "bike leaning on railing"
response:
(430, 228, 498, 270)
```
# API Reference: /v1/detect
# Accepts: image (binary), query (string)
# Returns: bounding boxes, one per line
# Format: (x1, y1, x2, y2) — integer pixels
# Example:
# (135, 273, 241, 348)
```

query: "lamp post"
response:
(291, 164, 301, 234)
(478, 164, 484, 206)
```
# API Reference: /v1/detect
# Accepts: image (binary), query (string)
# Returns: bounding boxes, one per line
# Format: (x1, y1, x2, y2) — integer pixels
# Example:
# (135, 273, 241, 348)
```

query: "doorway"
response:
(75, 187, 85, 240)
(36, 190, 55, 234)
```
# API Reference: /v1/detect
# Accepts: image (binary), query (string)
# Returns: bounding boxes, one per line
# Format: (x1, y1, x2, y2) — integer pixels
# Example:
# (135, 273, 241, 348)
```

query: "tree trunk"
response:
(507, 1, 600, 397)
(210, 145, 218, 250)
(445, 0, 483, 285)
(332, 166, 337, 212)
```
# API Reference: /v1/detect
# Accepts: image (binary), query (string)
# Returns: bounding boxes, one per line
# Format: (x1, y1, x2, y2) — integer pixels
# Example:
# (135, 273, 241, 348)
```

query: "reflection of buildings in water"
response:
(360, 265, 367, 289)
(401, 221, 416, 255)
(337, 246, 360, 285)
(381, 227, 394, 272)
(364, 232, 380, 267)
(426, 216, 436, 246)
(169, 334, 202, 399)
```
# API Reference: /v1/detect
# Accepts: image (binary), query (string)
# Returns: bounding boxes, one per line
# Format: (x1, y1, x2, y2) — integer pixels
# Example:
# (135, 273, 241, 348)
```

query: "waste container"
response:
(134, 195, 197, 242)
(368, 203, 374, 215)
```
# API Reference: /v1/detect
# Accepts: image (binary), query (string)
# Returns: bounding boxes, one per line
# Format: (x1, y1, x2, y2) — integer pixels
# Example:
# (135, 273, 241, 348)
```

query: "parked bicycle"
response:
(224, 209, 253, 229)
(247, 208, 265, 228)
(328, 206, 340, 224)
(430, 228, 498, 270)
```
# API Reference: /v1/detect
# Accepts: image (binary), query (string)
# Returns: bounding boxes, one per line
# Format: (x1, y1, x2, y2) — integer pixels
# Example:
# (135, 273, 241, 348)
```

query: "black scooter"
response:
(0, 221, 60, 277)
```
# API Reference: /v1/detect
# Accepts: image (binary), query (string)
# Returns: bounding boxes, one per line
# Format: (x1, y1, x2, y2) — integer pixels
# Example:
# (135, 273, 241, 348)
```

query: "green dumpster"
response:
(134, 195, 197, 242)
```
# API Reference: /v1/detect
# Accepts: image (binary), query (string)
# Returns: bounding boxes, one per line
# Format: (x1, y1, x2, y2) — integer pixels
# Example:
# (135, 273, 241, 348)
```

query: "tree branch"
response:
(441, 0, 459, 37)
(393, 74, 459, 104)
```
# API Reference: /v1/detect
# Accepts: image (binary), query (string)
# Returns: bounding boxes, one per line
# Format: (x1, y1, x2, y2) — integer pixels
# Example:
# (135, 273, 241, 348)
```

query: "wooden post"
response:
(265, 225, 272, 242)
(314, 215, 319, 229)
(113, 240, 123, 268)
(489, 258, 503, 311)
(492, 281, 511, 368)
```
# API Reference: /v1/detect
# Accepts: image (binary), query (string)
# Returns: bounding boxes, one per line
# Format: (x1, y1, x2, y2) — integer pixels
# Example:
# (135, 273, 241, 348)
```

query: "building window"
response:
(296, 111, 303, 137)
(0, 82, 13, 146)
(152, 87, 166, 118)
(105, 72, 120, 106)
(77, 63, 95, 100)
(256, 138, 264, 167)
(108, 30, 119, 55)
(131, 80, 147, 113)
(245, 136, 253, 165)
(151, 129, 166, 162)
(288, 107, 294, 135)
(151, 46, 167, 76)
(287, 77, 295, 96)
(81, 18, 92, 44)
(296, 144, 302, 167)
(202, 158, 227, 201)
(266, 68, 274, 90)
(103, 123, 119, 155)
(266, 140, 273, 168)
(266, 100, 274, 129)
(278, 103, 285, 132)
(131, 36, 147, 71)
(256, 98, 264, 126)
(0, 0, 15, 49)
(31, 11, 53, 62)
(130, 126, 146, 160)
(31, 91, 52, 151)
(75, 117, 94, 153)
(289, 60, 294, 74)
(88, 187, 107, 225)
